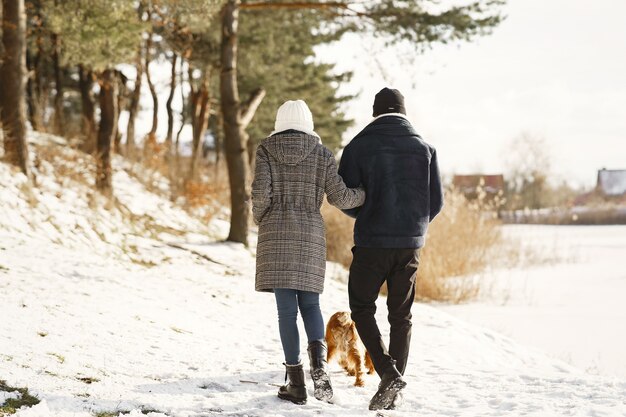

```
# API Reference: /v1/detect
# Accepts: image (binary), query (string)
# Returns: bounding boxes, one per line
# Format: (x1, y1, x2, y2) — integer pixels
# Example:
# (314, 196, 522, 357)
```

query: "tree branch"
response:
(240, 1, 366, 17)
(239, 87, 266, 129)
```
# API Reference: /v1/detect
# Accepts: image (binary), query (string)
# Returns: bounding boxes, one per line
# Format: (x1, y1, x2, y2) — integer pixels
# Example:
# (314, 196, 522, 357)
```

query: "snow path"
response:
(1, 235, 625, 416)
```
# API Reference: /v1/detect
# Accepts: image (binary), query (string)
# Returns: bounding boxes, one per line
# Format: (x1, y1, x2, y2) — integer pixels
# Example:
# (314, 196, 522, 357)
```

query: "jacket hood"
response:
(260, 131, 320, 166)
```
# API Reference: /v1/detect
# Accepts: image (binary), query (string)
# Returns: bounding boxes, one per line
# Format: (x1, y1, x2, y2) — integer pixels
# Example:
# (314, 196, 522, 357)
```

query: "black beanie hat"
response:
(373, 87, 406, 117)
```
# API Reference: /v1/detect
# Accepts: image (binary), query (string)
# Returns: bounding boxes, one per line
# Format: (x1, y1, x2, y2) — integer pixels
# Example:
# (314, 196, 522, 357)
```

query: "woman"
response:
(252, 100, 365, 405)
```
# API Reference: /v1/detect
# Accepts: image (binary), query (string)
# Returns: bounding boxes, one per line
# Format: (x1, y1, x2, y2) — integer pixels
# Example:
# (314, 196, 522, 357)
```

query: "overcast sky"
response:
(316, 0, 626, 188)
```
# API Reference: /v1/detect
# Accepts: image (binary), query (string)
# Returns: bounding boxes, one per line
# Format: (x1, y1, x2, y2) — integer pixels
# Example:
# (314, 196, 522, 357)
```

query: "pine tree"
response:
(220, 0, 506, 246)
(45, 0, 144, 197)
(238, 7, 353, 153)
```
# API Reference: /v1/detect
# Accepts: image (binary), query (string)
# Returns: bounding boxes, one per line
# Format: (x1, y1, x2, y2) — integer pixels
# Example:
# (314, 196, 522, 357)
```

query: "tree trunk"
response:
(113, 71, 127, 154)
(24, 40, 47, 132)
(32, 35, 48, 132)
(188, 68, 210, 183)
(25, 48, 42, 131)
(145, 34, 158, 139)
(165, 53, 178, 150)
(174, 112, 184, 160)
(175, 57, 187, 157)
(220, 0, 251, 246)
(247, 135, 256, 166)
(95, 69, 118, 198)
(78, 65, 97, 153)
(215, 109, 223, 173)
(0, 0, 30, 178)
(52, 33, 65, 135)
(126, 49, 143, 158)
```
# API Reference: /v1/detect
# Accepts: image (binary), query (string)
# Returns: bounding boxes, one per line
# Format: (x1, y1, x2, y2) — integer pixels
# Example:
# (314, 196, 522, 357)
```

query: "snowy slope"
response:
(1, 136, 625, 416)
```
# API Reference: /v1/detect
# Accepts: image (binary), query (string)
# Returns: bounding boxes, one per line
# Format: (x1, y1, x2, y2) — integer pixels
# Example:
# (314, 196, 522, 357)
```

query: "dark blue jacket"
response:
(338, 115, 443, 248)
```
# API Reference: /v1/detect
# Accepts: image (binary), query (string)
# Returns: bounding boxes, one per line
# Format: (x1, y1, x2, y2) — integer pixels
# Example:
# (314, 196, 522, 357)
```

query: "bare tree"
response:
(505, 132, 551, 210)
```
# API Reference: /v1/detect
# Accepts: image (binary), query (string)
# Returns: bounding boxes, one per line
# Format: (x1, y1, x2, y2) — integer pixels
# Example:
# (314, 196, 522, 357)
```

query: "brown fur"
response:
(325, 311, 375, 386)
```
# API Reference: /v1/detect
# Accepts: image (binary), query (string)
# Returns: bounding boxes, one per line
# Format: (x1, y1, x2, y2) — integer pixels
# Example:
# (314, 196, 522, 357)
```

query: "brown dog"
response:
(325, 311, 375, 386)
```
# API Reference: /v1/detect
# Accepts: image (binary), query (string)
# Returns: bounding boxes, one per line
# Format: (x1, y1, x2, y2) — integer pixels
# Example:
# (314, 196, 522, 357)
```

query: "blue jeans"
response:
(274, 289, 325, 365)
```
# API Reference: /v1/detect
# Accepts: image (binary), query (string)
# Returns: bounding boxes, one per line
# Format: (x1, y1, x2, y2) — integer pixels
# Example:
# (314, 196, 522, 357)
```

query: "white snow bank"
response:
(1, 131, 225, 261)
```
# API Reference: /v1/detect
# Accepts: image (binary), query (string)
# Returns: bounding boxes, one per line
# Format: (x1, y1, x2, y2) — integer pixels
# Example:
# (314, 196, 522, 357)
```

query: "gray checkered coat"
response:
(252, 131, 365, 294)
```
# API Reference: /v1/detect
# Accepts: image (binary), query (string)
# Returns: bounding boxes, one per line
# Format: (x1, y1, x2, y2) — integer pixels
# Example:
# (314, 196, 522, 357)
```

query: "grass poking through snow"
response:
(94, 408, 164, 417)
(47, 352, 65, 364)
(76, 376, 100, 385)
(0, 380, 40, 415)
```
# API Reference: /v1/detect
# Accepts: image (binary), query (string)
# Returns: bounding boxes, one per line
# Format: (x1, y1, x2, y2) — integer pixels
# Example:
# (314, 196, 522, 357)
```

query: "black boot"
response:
(278, 363, 307, 405)
(368, 366, 407, 410)
(307, 340, 333, 402)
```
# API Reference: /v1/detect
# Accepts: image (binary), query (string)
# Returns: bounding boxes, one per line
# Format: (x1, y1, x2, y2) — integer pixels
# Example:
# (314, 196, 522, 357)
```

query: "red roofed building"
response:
(452, 174, 505, 200)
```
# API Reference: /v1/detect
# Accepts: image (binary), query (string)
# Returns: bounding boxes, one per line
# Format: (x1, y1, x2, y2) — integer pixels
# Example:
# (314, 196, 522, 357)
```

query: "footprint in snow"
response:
(200, 381, 232, 392)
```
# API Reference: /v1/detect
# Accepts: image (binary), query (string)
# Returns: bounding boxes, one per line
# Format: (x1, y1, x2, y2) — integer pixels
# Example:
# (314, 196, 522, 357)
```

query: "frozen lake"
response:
(439, 225, 626, 378)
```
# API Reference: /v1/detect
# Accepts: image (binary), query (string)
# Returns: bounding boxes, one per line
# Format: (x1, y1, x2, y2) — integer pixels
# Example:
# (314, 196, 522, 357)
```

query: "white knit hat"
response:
(271, 100, 319, 137)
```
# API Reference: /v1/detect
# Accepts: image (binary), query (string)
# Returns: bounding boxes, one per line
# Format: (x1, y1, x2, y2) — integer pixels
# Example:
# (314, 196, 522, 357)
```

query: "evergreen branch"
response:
(240, 1, 367, 17)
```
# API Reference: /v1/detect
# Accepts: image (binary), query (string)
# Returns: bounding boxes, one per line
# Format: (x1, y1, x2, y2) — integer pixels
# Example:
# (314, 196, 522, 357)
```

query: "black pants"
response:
(348, 247, 420, 377)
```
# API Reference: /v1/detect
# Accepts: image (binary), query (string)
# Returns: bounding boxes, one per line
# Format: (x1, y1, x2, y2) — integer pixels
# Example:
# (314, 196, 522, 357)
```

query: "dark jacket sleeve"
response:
(337, 144, 362, 218)
(325, 150, 365, 210)
(429, 148, 444, 222)
(251, 146, 272, 225)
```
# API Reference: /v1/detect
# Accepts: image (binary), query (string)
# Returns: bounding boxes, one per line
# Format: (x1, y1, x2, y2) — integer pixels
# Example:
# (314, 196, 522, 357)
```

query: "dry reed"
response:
(416, 191, 502, 302)
(323, 189, 505, 303)
(322, 201, 355, 267)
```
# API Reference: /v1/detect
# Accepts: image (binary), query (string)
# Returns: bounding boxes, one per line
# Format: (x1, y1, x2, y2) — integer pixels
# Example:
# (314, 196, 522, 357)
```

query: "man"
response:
(338, 87, 444, 410)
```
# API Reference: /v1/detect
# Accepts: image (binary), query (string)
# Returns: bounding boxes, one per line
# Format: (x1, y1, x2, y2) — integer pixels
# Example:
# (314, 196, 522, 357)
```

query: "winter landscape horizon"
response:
(2, 0, 626, 416)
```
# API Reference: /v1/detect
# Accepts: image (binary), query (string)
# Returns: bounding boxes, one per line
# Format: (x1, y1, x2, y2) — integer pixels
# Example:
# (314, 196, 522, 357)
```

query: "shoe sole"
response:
(278, 392, 307, 405)
(369, 378, 407, 411)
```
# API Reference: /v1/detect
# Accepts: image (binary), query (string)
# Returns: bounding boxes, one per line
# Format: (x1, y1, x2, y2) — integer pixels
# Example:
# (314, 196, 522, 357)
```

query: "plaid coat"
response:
(252, 131, 365, 294)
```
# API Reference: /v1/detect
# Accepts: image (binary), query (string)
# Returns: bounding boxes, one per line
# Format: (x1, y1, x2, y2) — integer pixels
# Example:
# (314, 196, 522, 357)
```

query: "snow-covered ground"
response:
(1, 136, 625, 416)
(440, 225, 626, 379)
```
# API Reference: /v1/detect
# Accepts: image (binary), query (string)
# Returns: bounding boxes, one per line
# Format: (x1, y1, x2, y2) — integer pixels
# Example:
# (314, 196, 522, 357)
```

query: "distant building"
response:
(574, 168, 626, 206)
(452, 174, 505, 200)
(596, 169, 626, 197)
